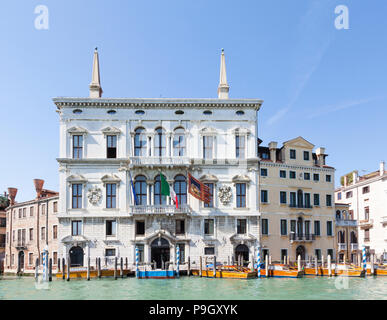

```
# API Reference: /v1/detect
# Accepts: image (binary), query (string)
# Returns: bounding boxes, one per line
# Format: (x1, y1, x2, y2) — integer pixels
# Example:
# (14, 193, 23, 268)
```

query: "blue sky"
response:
(1, 0, 386, 201)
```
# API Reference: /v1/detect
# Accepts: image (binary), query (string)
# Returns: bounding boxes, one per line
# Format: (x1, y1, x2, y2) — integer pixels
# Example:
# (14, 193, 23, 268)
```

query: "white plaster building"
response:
(54, 49, 263, 269)
(335, 162, 387, 262)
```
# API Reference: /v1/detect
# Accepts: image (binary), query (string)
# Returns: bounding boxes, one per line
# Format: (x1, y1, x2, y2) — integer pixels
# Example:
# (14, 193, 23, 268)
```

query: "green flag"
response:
(160, 173, 170, 196)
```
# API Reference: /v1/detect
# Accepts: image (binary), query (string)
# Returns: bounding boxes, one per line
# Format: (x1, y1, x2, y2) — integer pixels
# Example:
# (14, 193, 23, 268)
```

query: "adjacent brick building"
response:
(0, 193, 8, 273)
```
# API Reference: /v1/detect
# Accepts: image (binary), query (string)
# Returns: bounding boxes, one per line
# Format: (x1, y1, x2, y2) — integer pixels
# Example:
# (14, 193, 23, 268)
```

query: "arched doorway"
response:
(296, 245, 306, 261)
(235, 244, 249, 266)
(69, 246, 84, 267)
(151, 238, 170, 269)
(17, 251, 24, 274)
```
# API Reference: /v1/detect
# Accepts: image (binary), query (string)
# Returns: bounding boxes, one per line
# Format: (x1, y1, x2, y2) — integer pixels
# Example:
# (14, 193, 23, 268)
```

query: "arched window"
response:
(297, 190, 303, 208)
(174, 175, 187, 205)
(336, 210, 341, 220)
(350, 231, 357, 243)
(154, 127, 166, 157)
(134, 128, 147, 156)
(134, 175, 147, 205)
(154, 175, 166, 205)
(173, 128, 185, 157)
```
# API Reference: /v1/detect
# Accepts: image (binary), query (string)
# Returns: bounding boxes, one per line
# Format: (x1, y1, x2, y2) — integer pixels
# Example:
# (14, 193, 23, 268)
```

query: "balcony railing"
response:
(15, 240, 27, 248)
(289, 204, 313, 209)
(289, 233, 315, 242)
(351, 243, 358, 251)
(130, 156, 190, 166)
(359, 219, 373, 229)
(335, 219, 358, 227)
(338, 243, 347, 251)
(130, 204, 192, 215)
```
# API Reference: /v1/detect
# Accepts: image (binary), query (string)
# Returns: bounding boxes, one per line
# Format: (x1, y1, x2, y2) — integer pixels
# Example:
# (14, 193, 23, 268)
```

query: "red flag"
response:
(188, 173, 212, 204)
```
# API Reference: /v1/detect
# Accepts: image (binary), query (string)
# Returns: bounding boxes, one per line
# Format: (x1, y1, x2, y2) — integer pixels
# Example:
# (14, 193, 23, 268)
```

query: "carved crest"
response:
(218, 185, 232, 205)
(87, 187, 102, 205)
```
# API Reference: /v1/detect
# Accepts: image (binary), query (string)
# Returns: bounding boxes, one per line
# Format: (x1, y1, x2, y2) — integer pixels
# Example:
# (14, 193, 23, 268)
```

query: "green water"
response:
(0, 276, 386, 300)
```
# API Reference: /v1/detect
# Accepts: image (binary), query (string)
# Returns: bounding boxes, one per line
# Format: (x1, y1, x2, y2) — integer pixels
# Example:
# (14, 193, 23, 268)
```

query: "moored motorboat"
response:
(191, 265, 257, 279)
(259, 264, 303, 278)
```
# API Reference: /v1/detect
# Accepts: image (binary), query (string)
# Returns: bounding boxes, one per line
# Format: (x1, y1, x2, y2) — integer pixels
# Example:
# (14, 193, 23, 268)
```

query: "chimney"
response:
(344, 176, 348, 187)
(8, 187, 17, 206)
(315, 147, 326, 166)
(268, 141, 278, 162)
(380, 161, 385, 176)
(352, 171, 358, 184)
(33, 179, 45, 198)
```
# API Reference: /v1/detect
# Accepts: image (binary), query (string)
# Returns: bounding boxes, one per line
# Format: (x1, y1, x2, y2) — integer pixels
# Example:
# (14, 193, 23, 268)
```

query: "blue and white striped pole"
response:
(42, 245, 48, 282)
(135, 246, 139, 278)
(257, 247, 261, 278)
(362, 246, 367, 272)
(176, 245, 180, 278)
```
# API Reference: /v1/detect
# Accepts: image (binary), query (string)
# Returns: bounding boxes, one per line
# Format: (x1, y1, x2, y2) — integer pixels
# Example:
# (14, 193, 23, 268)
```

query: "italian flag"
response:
(160, 173, 178, 209)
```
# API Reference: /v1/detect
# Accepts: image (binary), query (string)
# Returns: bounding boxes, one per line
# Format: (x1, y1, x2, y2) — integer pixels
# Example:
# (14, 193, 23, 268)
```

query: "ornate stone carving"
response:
(87, 187, 102, 205)
(218, 185, 232, 205)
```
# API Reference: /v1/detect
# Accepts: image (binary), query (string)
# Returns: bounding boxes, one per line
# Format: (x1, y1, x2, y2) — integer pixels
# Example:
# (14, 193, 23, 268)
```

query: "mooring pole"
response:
(120, 257, 123, 278)
(187, 256, 191, 276)
(199, 256, 203, 277)
(87, 257, 90, 281)
(66, 257, 70, 281)
(125, 257, 128, 271)
(98, 257, 101, 278)
(49, 258, 52, 282)
(315, 256, 318, 276)
(114, 257, 118, 280)
(265, 254, 269, 278)
(213, 256, 216, 278)
(62, 258, 65, 280)
(35, 258, 39, 280)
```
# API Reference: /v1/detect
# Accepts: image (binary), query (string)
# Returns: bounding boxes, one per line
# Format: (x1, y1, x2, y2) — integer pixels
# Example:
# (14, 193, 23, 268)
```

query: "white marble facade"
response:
(54, 50, 263, 269)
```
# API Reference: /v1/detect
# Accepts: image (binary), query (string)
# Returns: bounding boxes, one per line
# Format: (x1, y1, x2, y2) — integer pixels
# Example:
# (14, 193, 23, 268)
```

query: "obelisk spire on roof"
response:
(217, 48, 229, 99)
(89, 47, 103, 98)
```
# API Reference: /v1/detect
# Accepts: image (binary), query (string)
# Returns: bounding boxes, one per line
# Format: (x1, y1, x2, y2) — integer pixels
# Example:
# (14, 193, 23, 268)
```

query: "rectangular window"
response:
(364, 207, 369, 221)
(135, 221, 145, 235)
(290, 192, 296, 207)
(315, 249, 321, 260)
(204, 247, 215, 255)
(262, 249, 269, 261)
(30, 206, 34, 217)
(237, 219, 247, 234)
(261, 190, 268, 203)
(280, 191, 287, 204)
(305, 220, 310, 235)
(53, 252, 58, 264)
(72, 184, 82, 209)
(106, 183, 117, 208)
(204, 219, 214, 235)
(279, 170, 286, 178)
(105, 248, 116, 257)
(41, 204, 46, 215)
(362, 186, 370, 194)
(326, 175, 332, 182)
(18, 209, 21, 219)
(280, 219, 287, 236)
(327, 249, 334, 259)
(313, 173, 319, 182)
(337, 192, 342, 200)
(53, 225, 57, 239)
(177, 243, 185, 263)
(260, 168, 268, 177)
(304, 193, 311, 208)
(41, 227, 45, 240)
(314, 194, 320, 206)
(71, 220, 82, 236)
(304, 172, 310, 180)
(289, 171, 296, 179)
(364, 229, 370, 242)
(236, 183, 246, 208)
(72, 135, 83, 159)
(314, 221, 321, 236)
(281, 249, 288, 263)
(327, 221, 333, 236)
(28, 253, 33, 265)
(261, 219, 269, 235)
(137, 244, 144, 262)
(290, 149, 296, 159)
(235, 135, 245, 159)
(175, 220, 185, 235)
(23, 208, 26, 218)
(106, 220, 117, 236)
(290, 220, 296, 233)
(303, 151, 309, 161)
(53, 202, 58, 213)
(203, 136, 213, 159)
(204, 183, 214, 208)
(326, 194, 332, 207)
(346, 191, 353, 198)
(107, 135, 117, 158)
(29, 228, 33, 241)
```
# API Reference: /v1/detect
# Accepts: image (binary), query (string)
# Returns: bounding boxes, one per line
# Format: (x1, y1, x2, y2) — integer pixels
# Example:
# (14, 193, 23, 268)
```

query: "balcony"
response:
(338, 243, 347, 251)
(351, 243, 358, 251)
(15, 240, 27, 250)
(129, 204, 192, 216)
(289, 204, 313, 209)
(130, 156, 191, 167)
(335, 219, 358, 227)
(289, 233, 315, 242)
(359, 219, 373, 229)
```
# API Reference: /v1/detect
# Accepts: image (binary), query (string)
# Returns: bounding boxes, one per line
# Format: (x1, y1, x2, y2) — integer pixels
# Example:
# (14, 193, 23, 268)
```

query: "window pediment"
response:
(102, 126, 121, 136)
(101, 174, 121, 185)
(67, 126, 88, 135)
(199, 174, 218, 182)
(66, 174, 87, 184)
(232, 128, 251, 135)
(199, 127, 217, 135)
(232, 174, 251, 183)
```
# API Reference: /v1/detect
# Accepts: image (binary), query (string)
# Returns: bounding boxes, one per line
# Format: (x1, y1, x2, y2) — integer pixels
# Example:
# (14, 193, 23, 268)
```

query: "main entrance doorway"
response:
(17, 251, 24, 274)
(235, 244, 249, 266)
(295, 245, 306, 261)
(69, 246, 84, 267)
(151, 238, 170, 269)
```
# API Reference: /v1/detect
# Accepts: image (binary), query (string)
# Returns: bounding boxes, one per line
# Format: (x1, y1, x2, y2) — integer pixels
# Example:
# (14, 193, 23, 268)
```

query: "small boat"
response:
(374, 265, 387, 276)
(191, 265, 257, 279)
(55, 268, 133, 279)
(334, 264, 366, 277)
(137, 270, 176, 279)
(303, 266, 336, 276)
(260, 264, 303, 278)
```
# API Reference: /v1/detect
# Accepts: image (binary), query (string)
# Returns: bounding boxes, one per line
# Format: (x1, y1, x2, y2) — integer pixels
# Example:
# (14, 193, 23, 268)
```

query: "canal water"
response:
(0, 276, 386, 300)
